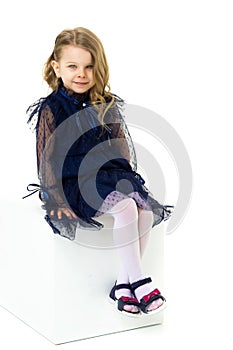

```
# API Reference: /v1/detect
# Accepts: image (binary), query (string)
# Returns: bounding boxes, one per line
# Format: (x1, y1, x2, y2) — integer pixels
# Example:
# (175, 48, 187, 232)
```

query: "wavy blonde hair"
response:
(43, 27, 115, 128)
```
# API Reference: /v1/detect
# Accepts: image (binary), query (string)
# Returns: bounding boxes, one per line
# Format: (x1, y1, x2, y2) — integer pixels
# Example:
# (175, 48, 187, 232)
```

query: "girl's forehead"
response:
(60, 45, 92, 63)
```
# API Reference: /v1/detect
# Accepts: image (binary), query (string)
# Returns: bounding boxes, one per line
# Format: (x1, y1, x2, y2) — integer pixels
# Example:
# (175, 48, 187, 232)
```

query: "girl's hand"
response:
(50, 208, 78, 220)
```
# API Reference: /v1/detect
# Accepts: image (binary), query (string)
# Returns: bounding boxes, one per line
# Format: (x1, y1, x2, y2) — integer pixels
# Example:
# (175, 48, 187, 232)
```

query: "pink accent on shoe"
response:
(142, 288, 161, 303)
(121, 296, 139, 303)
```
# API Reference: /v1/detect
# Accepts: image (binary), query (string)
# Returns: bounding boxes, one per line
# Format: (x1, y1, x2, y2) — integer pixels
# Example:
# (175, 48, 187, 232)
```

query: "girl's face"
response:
(51, 45, 95, 94)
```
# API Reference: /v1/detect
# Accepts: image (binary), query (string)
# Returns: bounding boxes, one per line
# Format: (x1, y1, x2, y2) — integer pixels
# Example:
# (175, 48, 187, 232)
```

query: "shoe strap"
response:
(109, 282, 132, 301)
(131, 277, 152, 292)
(114, 283, 131, 291)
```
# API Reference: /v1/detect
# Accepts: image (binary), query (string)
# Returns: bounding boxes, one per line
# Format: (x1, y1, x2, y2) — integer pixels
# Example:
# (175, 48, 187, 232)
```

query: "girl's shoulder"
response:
(106, 93, 124, 104)
(26, 91, 56, 131)
(104, 93, 125, 115)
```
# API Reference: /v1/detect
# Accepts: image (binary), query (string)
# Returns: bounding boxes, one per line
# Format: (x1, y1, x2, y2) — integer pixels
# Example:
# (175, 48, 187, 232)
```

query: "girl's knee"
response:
(138, 208, 153, 219)
(123, 198, 138, 217)
(107, 197, 138, 218)
(138, 208, 154, 228)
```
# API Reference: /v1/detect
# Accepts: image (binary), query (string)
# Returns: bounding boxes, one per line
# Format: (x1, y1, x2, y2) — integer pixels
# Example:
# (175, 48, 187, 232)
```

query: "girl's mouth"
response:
(74, 82, 88, 86)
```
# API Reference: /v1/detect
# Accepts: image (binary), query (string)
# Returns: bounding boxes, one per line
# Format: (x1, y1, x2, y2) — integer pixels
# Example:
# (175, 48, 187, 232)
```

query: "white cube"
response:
(0, 195, 165, 344)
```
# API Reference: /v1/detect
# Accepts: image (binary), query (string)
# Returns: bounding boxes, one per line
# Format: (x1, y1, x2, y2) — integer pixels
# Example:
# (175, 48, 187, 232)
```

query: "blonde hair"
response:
(43, 27, 115, 128)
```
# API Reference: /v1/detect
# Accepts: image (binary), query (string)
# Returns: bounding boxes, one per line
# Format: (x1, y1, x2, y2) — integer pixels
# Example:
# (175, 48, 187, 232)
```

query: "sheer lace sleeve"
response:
(37, 105, 67, 210)
(106, 100, 137, 171)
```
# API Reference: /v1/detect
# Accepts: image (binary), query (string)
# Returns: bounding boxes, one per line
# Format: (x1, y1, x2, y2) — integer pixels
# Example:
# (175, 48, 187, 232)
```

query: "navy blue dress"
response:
(25, 85, 173, 240)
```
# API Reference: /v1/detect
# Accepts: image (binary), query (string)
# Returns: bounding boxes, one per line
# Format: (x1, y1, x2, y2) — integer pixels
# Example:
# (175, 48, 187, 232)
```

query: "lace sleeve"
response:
(37, 105, 67, 210)
(106, 101, 137, 171)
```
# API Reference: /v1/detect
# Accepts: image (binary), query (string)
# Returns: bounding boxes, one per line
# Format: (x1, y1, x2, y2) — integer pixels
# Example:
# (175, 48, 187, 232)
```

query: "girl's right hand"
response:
(50, 208, 78, 220)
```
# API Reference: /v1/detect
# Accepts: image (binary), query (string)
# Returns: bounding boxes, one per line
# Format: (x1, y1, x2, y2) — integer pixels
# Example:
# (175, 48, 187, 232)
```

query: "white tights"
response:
(106, 198, 156, 301)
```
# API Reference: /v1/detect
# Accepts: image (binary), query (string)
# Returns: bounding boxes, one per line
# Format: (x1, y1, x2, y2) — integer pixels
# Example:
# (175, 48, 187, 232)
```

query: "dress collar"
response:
(58, 83, 90, 104)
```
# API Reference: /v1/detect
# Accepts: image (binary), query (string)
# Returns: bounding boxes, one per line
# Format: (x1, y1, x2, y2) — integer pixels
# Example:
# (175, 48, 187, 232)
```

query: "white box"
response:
(0, 196, 164, 344)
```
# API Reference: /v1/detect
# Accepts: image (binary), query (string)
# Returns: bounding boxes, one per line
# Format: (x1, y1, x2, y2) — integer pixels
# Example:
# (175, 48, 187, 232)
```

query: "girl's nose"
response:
(77, 67, 85, 78)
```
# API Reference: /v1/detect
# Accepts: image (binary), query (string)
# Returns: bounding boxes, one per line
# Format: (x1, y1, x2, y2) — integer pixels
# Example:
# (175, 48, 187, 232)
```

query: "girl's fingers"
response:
(70, 211, 78, 219)
(63, 208, 78, 219)
(62, 209, 78, 220)
(57, 209, 62, 220)
(65, 210, 71, 218)
(50, 208, 78, 220)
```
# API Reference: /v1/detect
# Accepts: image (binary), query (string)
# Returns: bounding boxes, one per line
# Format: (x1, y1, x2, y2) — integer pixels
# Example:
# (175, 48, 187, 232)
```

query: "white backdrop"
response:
(0, 0, 233, 349)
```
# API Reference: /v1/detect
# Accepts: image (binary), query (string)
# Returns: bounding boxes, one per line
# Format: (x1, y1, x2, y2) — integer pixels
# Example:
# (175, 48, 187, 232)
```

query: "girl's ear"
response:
(51, 60, 60, 78)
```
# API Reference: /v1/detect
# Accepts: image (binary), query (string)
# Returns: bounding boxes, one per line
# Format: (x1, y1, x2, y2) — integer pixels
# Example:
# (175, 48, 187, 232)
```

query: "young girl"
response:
(25, 27, 173, 317)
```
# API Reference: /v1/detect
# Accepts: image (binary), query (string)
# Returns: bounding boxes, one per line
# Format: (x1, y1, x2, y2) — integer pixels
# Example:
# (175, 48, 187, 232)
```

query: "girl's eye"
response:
(86, 65, 93, 69)
(68, 65, 77, 69)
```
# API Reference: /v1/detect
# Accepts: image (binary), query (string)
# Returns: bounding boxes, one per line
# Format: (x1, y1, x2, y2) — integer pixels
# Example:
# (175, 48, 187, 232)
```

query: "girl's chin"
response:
(72, 84, 90, 93)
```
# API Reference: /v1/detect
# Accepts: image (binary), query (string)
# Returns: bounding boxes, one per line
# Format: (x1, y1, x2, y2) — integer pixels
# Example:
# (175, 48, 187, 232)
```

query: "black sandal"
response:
(109, 282, 141, 317)
(131, 277, 167, 315)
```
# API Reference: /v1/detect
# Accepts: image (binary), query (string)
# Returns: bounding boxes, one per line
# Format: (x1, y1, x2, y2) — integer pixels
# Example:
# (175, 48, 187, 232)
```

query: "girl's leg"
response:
(137, 208, 154, 257)
(137, 208, 164, 310)
(107, 198, 143, 285)
(107, 198, 163, 312)
(106, 198, 143, 312)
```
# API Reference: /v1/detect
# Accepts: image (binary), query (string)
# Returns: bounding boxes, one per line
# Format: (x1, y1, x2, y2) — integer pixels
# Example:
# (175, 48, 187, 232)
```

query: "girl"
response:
(25, 27, 173, 316)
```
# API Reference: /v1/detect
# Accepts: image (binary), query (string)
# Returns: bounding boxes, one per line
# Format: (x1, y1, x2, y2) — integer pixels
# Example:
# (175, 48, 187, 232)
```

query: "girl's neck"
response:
(59, 83, 90, 103)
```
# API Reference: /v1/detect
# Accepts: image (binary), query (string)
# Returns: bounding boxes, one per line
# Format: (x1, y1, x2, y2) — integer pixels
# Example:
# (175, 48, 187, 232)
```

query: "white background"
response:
(0, 0, 233, 349)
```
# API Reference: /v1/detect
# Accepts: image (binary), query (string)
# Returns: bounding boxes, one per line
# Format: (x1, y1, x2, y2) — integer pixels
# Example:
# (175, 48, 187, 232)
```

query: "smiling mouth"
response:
(74, 82, 88, 85)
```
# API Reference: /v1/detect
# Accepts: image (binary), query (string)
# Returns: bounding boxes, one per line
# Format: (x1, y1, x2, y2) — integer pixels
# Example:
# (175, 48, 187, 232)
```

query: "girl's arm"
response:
(107, 102, 137, 170)
(37, 106, 77, 219)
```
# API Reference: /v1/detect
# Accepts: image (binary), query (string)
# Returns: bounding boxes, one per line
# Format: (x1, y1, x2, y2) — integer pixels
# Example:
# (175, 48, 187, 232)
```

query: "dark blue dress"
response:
(25, 85, 173, 240)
